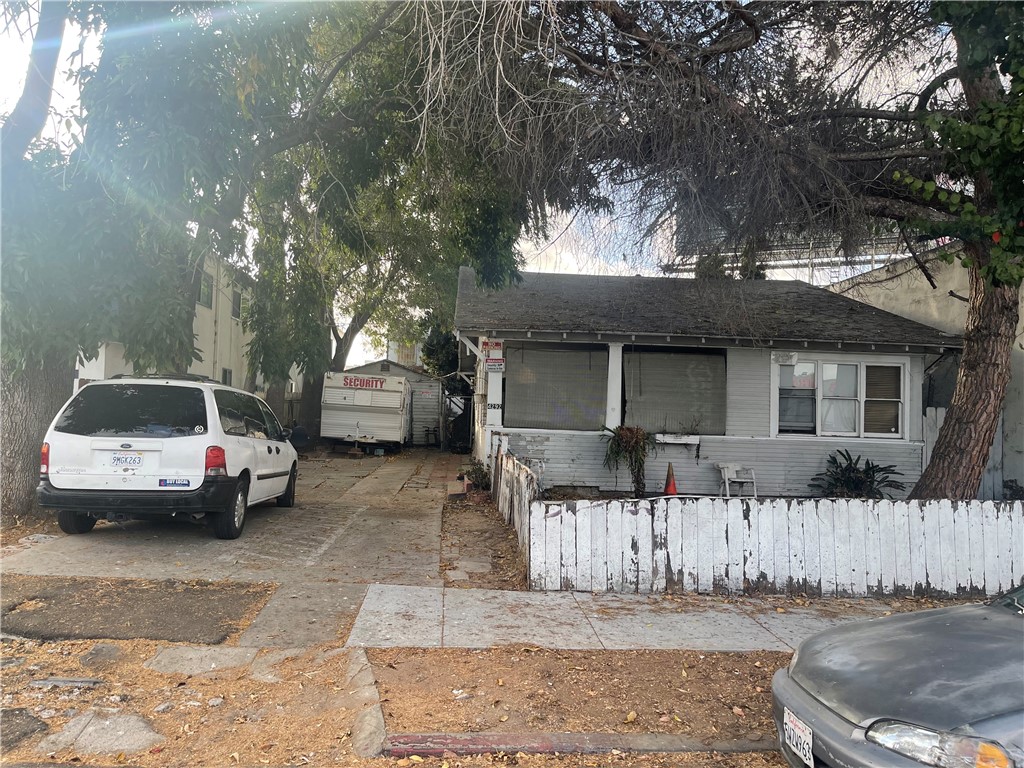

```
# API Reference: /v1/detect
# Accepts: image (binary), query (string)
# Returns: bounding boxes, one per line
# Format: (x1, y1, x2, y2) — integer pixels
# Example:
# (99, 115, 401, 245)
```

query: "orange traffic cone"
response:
(664, 462, 678, 495)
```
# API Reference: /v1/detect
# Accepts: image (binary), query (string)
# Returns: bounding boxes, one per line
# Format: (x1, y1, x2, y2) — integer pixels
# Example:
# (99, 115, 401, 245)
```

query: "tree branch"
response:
(303, 3, 401, 124)
(916, 66, 959, 111)
(1, 1, 68, 166)
(829, 147, 944, 162)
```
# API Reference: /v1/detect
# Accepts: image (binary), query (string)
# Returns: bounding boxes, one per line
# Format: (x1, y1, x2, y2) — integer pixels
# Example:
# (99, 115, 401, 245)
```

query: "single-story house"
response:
(454, 266, 962, 498)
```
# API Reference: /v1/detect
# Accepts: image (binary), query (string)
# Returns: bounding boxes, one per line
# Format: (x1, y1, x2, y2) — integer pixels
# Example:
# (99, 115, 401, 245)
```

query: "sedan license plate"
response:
(110, 452, 143, 467)
(784, 707, 814, 767)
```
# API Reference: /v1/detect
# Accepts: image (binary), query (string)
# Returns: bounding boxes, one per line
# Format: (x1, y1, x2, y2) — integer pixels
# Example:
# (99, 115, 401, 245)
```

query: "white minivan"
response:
(37, 375, 298, 539)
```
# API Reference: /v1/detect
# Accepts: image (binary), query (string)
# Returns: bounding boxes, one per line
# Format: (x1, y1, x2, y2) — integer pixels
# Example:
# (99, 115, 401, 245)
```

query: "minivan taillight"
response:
(205, 446, 227, 476)
(40, 442, 50, 478)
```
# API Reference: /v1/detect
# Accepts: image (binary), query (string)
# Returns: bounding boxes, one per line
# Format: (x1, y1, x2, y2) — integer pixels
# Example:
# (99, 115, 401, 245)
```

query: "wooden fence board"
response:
(936, 500, 957, 594)
(653, 501, 669, 592)
(772, 500, 790, 592)
(529, 503, 546, 590)
(623, 502, 640, 593)
(666, 500, 683, 589)
(681, 501, 699, 592)
(575, 501, 592, 593)
(696, 499, 715, 593)
(590, 501, 608, 593)
(848, 500, 868, 597)
(727, 500, 745, 593)
(559, 505, 577, 592)
(786, 501, 806, 593)
(607, 501, 623, 592)
(982, 502, 999, 594)
(997, 503, 1014, 593)
(952, 502, 972, 595)
(637, 501, 654, 594)
(968, 501, 986, 593)
(1012, 502, 1024, 588)
(818, 501, 838, 597)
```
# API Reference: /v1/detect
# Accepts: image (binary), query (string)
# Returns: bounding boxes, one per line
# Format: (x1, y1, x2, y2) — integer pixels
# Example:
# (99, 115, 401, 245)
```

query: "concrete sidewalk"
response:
(346, 584, 890, 652)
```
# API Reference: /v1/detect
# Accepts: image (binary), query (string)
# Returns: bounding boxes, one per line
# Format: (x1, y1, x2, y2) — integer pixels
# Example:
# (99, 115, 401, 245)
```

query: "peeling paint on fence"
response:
(490, 436, 540, 575)
(525, 497, 1024, 598)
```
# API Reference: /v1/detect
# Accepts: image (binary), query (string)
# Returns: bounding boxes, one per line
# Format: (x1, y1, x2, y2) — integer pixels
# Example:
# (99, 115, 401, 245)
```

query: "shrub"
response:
(809, 449, 906, 499)
(464, 458, 491, 490)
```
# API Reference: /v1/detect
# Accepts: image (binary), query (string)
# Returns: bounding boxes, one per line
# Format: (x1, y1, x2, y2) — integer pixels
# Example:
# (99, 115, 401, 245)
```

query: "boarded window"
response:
(623, 348, 726, 434)
(504, 343, 608, 430)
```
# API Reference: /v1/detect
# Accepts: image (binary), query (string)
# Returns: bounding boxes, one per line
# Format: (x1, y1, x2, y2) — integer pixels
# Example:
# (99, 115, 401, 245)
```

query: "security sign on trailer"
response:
(341, 375, 387, 390)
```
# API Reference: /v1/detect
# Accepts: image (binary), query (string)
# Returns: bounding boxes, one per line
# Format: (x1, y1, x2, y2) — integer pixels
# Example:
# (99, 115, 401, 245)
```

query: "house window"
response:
(503, 342, 608, 430)
(231, 289, 242, 319)
(221, 368, 232, 387)
(196, 272, 213, 309)
(779, 362, 816, 433)
(380, 362, 390, 372)
(776, 359, 903, 437)
(623, 347, 726, 434)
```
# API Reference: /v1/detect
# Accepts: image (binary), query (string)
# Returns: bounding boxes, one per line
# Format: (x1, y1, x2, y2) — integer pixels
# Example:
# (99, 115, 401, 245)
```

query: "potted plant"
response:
(602, 425, 657, 497)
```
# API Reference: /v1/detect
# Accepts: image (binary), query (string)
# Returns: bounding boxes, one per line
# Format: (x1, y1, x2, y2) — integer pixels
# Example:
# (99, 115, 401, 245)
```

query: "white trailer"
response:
(321, 372, 412, 444)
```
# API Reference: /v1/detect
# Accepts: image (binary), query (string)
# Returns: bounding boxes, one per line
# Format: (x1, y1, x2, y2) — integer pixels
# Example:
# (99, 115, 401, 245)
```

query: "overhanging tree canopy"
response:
(406, 0, 1023, 499)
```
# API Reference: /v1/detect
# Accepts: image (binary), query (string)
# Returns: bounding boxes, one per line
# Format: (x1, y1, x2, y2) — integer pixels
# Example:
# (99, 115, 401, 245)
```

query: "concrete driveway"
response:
(2, 449, 462, 648)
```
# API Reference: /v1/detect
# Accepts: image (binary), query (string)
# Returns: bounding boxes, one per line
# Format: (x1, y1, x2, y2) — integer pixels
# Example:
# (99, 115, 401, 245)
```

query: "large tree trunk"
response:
(330, 306, 375, 372)
(1, 354, 75, 524)
(910, 261, 1020, 499)
(298, 332, 332, 437)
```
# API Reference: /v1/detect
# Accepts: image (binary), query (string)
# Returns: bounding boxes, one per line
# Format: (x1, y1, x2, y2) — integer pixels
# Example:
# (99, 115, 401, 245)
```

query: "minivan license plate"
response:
(111, 452, 143, 467)
(784, 708, 813, 767)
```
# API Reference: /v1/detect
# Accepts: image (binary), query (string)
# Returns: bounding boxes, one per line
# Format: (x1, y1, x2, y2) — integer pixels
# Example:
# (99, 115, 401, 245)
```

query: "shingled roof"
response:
(455, 267, 960, 351)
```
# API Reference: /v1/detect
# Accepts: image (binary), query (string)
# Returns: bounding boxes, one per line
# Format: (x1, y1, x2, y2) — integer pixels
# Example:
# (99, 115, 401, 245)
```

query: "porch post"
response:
(484, 339, 504, 459)
(605, 342, 623, 427)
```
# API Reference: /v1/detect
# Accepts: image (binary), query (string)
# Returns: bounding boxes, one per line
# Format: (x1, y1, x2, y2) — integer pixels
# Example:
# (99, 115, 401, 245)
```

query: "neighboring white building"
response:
(831, 254, 1023, 496)
(77, 259, 254, 390)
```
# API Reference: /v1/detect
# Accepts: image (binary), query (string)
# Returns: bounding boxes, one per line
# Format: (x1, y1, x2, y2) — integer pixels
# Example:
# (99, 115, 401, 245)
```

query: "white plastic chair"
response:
(717, 463, 757, 498)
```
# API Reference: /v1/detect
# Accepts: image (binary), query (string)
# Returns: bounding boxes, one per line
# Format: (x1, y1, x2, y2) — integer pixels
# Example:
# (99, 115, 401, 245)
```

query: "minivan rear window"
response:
(54, 384, 208, 438)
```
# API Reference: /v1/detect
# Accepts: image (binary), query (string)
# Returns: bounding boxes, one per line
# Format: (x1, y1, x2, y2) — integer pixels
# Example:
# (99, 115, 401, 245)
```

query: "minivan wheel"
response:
(276, 465, 297, 508)
(57, 510, 97, 534)
(214, 479, 248, 539)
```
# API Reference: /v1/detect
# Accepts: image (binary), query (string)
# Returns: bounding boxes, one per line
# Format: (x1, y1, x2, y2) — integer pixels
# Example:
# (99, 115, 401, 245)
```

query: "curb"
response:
(384, 732, 775, 757)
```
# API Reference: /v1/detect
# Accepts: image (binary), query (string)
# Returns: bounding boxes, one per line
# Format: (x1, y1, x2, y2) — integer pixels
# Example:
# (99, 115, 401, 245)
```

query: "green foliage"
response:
(808, 449, 907, 500)
(894, 2, 1024, 288)
(602, 425, 658, 498)
(464, 458, 491, 490)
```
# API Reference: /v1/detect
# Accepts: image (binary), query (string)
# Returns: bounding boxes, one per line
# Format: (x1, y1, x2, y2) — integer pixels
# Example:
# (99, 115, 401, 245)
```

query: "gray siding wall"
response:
(725, 348, 770, 436)
(499, 431, 923, 499)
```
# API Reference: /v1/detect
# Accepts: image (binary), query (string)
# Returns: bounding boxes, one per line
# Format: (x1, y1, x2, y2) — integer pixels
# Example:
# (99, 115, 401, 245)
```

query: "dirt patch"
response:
(442, 498, 527, 591)
(369, 647, 787, 743)
(1, 574, 274, 644)
(0, 637, 375, 767)
(0, 514, 62, 548)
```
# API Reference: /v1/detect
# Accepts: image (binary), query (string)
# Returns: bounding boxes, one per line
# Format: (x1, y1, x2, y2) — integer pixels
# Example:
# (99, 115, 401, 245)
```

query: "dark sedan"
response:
(772, 585, 1024, 768)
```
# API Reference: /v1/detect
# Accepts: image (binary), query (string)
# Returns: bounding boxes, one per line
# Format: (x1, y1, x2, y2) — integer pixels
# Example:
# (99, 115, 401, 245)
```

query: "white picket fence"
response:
(527, 497, 1024, 597)
(491, 439, 541, 559)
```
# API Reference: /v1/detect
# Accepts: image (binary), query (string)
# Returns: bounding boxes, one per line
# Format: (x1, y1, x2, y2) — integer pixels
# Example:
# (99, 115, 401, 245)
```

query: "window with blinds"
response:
(623, 348, 726, 434)
(503, 343, 608, 430)
(775, 359, 904, 438)
(865, 365, 902, 435)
